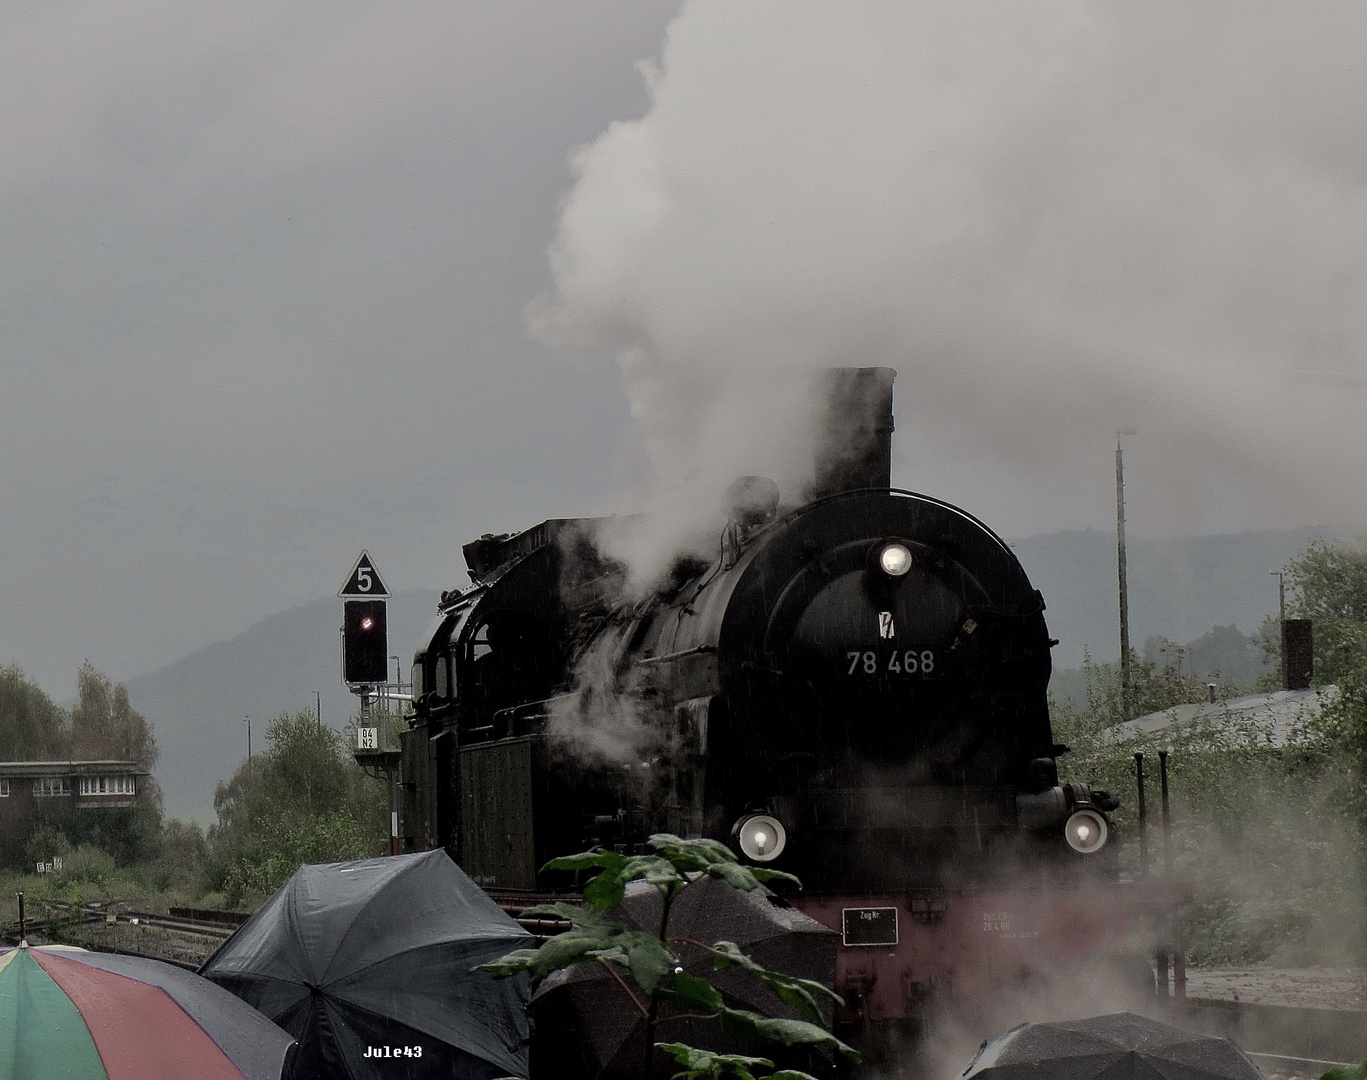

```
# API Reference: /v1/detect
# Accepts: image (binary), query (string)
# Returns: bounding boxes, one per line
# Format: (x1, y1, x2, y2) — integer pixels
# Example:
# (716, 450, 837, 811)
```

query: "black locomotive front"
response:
(400, 490, 1113, 894)
(642, 488, 1059, 890)
(395, 368, 1150, 1044)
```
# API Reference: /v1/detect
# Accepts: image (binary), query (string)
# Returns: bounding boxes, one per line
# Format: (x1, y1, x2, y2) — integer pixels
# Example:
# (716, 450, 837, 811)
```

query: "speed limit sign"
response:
(338, 550, 391, 598)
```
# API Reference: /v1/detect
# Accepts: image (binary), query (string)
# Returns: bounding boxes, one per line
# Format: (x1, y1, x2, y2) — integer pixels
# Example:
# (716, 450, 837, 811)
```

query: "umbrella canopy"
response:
(963, 1012, 1262, 1080)
(0, 943, 297, 1080)
(531, 876, 837, 1080)
(199, 850, 533, 1080)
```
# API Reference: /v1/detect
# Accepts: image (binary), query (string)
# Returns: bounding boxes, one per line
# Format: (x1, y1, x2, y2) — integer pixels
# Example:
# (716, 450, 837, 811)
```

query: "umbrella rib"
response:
(595, 956, 649, 1018)
(317, 864, 426, 983)
(324, 933, 528, 986)
(205, 966, 317, 998)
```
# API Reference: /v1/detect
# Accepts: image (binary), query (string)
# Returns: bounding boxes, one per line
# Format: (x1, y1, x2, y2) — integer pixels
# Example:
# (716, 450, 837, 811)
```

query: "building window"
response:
(34, 777, 72, 797)
(0, 778, 9, 797)
(79, 776, 135, 796)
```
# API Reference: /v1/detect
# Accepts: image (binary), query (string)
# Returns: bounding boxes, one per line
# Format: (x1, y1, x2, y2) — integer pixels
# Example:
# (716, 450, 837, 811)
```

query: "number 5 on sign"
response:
(338, 550, 391, 598)
(357, 727, 378, 750)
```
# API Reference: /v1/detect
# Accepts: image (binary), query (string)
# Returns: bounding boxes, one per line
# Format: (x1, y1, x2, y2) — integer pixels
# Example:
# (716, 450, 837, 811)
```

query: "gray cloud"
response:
(531, 1, 1367, 574)
(4, 0, 1361, 702)
(0, 0, 679, 694)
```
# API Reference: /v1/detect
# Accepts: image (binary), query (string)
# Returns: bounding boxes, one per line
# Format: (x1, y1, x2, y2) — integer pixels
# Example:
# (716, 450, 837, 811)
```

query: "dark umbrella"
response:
(0, 944, 296, 1079)
(531, 875, 838, 1080)
(963, 1012, 1262, 1080)
(200, 850, 534, 1080)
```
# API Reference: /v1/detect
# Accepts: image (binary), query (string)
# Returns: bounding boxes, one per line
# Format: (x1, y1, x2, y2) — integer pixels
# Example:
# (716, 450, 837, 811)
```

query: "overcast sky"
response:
(4, 1, 1365, 697)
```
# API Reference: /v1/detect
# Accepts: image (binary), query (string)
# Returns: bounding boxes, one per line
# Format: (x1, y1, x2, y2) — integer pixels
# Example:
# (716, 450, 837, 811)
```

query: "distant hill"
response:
(127, 591, 440, 823)
(1012, 525, 1339, 670)
(130, 525, 1347, 823)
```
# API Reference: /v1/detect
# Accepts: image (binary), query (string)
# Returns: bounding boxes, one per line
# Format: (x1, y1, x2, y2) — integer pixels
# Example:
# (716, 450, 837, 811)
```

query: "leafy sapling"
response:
(477, 833, 860, 1080)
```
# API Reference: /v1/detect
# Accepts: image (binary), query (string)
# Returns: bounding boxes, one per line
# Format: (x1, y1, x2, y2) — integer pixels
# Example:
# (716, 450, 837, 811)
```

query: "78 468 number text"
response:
(847, 650, 935, 675)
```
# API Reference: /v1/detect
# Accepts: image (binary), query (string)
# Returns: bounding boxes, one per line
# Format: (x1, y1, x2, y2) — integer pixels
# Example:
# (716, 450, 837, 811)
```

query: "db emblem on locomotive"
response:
(878, 612, 895, 639)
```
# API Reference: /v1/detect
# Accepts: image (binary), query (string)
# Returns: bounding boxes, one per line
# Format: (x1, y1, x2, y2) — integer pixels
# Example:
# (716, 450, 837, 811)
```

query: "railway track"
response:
(3, 898, 568, 958)
(5, 906, 1361, 1077)
(1, 900, 245, 969)
(1184, 998, 1365, 1078)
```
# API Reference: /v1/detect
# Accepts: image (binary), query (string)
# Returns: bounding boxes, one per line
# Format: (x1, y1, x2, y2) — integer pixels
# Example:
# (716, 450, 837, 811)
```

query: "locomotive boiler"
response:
(400, 368, 1162, 1033)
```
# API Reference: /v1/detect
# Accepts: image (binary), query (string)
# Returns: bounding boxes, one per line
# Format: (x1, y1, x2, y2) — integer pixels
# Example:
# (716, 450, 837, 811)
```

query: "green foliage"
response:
(478, 833, 858, 1080)
(706, 943, 841, 1025)
(207, 709, 386, 907)
(1321, 1064, 1367, 1080)
(0, 664, 71, 760)
(24, 825, 72, 868)
(1281, 536, 1367, 685)
(2, 662, 164, 870)
(59, 844, 116, 884)
(1311, 624, 1367, 826)
(657, 1043, 818, 1080)
(1052, 636, 1366, 966)
(1143, 627, 1267, 694)
(71, 662, 159, 771)
(1049, 646, 1234, 737)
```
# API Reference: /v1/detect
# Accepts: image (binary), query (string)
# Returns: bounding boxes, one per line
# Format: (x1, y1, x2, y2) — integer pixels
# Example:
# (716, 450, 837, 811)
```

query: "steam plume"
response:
(531, 1, 1367, 566)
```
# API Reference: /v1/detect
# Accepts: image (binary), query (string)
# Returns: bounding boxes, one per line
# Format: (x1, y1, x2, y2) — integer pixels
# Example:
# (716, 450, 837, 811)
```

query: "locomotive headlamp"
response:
(1064, 808, 1109, 854)
(732, 814, 787, 862)
(879, 542, 913, 577)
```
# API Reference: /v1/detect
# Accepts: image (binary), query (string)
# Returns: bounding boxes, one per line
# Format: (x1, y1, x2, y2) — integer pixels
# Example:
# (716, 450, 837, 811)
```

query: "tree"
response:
(9, 664, 162, 866)
(479, 834, 860, 1080)
(1144, 625, 1268, 692)
(0, 664, 71, 760)
(71, 662, 159, 769)
(208, 708, 386, 907)
(1279, 536, 1367, 685)
(1049, 646, 1231, 740)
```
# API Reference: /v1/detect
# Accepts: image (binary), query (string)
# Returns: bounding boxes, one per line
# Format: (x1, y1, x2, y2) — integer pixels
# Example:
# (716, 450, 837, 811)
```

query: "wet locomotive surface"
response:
(386, 368, 1187, 1066)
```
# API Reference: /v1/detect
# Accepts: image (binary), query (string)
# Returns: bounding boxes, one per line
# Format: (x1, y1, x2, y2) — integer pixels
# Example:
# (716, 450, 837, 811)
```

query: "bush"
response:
(24, 825, 71, 870)
(59, 845, 116, 885)
(1053, 664, 1366, 966)
(207, 709, 388, 908)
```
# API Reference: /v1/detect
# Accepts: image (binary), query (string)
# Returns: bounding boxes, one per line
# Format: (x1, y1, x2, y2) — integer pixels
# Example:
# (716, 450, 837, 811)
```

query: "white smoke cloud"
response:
(531, 0, 1367, 562)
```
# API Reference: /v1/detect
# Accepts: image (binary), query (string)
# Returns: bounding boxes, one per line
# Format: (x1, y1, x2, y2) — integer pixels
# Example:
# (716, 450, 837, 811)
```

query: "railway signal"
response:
(342, 599, 388, 684)
(340, 551, 401, 856)
(339, 551, 391, 686)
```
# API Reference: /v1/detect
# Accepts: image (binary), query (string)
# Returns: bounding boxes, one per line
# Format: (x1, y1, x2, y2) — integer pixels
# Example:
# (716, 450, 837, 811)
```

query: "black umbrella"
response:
(963, 1012, 1262, 1080)
(530, 875, 838, 1080)
(200, 850, 534, 1080)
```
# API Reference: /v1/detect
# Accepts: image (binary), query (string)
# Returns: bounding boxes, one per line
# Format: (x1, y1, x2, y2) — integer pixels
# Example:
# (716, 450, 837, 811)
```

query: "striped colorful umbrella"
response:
(0, 944, 297, 1080)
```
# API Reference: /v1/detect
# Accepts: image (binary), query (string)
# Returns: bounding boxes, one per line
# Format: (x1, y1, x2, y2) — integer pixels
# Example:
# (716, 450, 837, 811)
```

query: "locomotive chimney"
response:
(808, 366, 896, 500)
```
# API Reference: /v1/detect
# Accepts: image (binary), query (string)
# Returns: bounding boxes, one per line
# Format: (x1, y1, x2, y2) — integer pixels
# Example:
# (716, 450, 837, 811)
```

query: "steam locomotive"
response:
(400, 368, 1166, 1035)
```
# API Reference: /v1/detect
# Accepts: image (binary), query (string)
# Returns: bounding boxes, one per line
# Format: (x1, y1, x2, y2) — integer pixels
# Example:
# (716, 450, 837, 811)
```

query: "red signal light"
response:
(343, 600, 388, 683)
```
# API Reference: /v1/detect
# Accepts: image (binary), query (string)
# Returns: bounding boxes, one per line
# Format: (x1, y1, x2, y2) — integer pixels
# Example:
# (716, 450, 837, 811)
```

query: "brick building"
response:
(0, 760, 148, 866)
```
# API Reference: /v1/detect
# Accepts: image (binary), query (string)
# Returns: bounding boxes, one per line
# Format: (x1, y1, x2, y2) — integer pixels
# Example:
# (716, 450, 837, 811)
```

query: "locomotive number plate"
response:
(842, 906, 899, 947)
(845, 649, 937, 676)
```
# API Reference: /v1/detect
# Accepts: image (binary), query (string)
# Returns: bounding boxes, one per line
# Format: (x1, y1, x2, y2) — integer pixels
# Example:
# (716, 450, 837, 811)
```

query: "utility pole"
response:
(1116, 428, 1136, 720)
(315, 689, 323, 735)
(242, 714, 252, 783)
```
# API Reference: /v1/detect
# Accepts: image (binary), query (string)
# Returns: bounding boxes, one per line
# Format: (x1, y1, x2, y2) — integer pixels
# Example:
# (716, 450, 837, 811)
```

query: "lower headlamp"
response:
(732, 813, 787, 862)
(1064, 808, 1109, 854)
